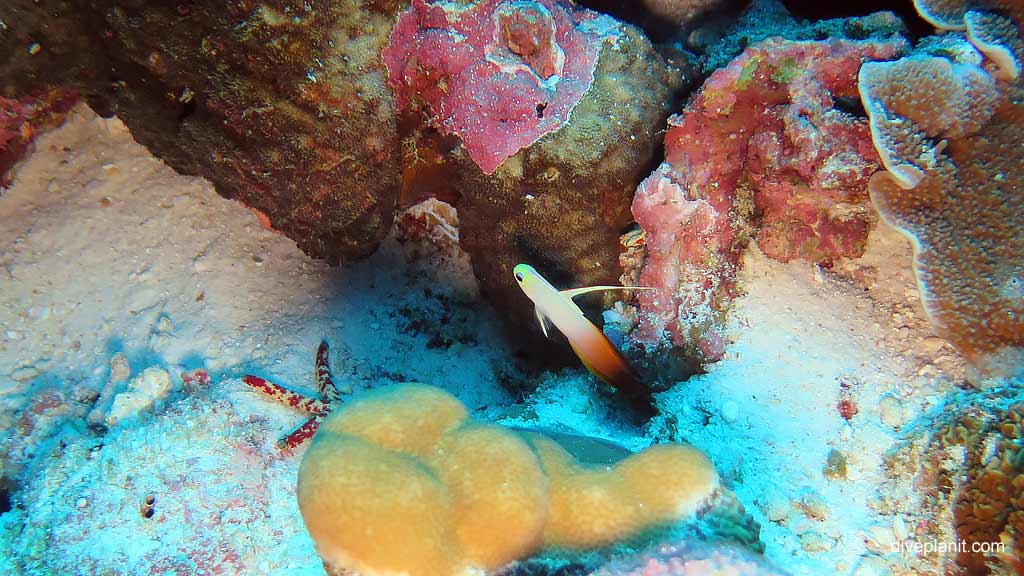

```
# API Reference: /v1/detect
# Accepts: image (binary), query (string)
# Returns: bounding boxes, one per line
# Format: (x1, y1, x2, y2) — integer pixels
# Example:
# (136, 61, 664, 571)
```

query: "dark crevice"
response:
(177, 97, 197, 123)
(780, 0, 933, 37)
(834, 96, 867, 118)
(619, 221, 641, 237)
(781, 0, 910, 22)
(0, 476, 16, 514)
(574, 0, 683, 42)
(580, 0, 934, 46)
(505, 561, 590, 576)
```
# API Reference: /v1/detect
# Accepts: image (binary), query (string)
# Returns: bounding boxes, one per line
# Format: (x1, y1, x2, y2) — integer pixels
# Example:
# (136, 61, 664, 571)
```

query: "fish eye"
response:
(515, 272, 524, 282)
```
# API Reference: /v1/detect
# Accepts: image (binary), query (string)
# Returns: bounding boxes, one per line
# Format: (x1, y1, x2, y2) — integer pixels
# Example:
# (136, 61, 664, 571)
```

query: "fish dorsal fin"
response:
(559, 286, 656, 318)
(534, 306, 551, 338)
(560, 286, 657, 300)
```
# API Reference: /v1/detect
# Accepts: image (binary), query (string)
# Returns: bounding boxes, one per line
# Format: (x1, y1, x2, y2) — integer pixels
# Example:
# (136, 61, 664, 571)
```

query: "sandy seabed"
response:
(0, 107, 968, 575)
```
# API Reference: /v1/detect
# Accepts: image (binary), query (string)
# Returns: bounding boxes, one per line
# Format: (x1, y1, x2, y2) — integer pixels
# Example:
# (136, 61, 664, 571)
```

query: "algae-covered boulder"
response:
(1, 0, 403, 262)
(385, 0, 684, 345)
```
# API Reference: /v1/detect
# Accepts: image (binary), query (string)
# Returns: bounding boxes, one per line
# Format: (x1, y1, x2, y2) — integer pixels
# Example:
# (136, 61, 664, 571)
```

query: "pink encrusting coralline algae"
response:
(631, 163, 733, 362)
(383, 0, 622, 174)
(627, 37, 908, 366)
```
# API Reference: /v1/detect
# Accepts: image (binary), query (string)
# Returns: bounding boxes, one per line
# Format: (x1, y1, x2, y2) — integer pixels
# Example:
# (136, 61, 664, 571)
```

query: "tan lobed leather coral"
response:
(297, 383, 719, 576)
(859, 0, 1024, 379)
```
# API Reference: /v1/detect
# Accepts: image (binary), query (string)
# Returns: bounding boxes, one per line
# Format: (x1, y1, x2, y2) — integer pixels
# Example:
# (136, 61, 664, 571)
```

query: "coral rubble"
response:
(103, 367, 173, 427)
(859, 1, 1024, 378)
(3, 390, 308, 575)
(298, 383, 721, 576)
(620, 36, 907, 379)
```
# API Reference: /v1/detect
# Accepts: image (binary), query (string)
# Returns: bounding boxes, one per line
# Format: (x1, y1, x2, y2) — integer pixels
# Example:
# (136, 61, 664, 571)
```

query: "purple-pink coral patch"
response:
(383, 0, 621, 174)
(625, 38, 907, 365)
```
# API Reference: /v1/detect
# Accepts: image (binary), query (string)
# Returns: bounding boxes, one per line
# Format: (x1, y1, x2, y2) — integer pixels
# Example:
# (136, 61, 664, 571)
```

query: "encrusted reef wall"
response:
(1, 0, 403, 262)
(4, 0, 682, 351)
(608, 0, 1023, 385)
(1, 90, 78, 187)
(6, 0, 1018, 386)
(385, 0, 684, 347)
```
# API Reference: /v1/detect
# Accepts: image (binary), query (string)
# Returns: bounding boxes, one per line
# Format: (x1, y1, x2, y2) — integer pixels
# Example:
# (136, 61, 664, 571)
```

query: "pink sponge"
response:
(383, 0, 622, 174)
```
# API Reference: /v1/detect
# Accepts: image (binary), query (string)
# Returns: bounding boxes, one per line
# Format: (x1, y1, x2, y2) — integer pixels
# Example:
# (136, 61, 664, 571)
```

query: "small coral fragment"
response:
(104, 367, 173, 427)
(297, 384, 719, 576)
(180, 368, 211, 393)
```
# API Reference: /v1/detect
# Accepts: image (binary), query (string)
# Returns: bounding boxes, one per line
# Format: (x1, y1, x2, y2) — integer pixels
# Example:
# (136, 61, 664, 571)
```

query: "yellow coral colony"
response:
(297, 384, 719, 576)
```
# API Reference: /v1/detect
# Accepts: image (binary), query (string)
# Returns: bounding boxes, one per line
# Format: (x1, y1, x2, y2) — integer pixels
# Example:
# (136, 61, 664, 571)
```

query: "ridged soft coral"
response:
(297, 384, 720, 576)
(859, 6, 1024, 378)
(913, 0, 1023, 35)
(897, 388, 1024, 575)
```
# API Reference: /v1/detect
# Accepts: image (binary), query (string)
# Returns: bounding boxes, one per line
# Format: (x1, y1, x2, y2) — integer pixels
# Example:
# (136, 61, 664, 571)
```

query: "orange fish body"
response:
(513, 264, 646, 396)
